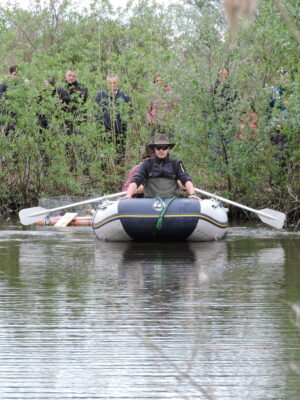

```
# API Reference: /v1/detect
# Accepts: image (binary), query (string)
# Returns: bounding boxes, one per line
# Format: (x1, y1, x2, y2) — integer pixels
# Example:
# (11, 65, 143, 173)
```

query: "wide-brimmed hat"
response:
(149, 134, 175, 149)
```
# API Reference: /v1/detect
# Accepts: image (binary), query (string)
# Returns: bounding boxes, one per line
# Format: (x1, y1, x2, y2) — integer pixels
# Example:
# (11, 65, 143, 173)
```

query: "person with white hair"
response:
(95, 74, 133, 161)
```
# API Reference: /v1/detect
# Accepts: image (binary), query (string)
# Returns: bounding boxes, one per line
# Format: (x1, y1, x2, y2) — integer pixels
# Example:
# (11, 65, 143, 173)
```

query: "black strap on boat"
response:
(155, 197, 177, 230)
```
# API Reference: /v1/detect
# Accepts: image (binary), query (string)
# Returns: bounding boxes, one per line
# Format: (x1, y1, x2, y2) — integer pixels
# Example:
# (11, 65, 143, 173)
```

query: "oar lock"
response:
(211, 198, 228, 211)
(44, 215, 51, 226)
(96, 199, 114, 210)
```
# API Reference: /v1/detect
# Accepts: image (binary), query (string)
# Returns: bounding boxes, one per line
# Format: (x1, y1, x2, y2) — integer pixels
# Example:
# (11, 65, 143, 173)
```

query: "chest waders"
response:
(144, 177, 181, 199)
(144, 177, 180, 230)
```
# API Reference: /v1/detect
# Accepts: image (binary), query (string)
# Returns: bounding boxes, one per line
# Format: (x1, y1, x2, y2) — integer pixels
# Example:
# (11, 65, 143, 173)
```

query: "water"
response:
(0, 221, 299, 399)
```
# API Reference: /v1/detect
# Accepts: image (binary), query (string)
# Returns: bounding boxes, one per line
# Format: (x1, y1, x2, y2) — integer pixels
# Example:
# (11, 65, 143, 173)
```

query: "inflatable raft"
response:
(92, 197, 228, 242)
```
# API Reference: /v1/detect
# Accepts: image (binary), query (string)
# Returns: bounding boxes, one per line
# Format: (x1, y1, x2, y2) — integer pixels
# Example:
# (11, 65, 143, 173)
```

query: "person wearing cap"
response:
(121, 134, 199, 200)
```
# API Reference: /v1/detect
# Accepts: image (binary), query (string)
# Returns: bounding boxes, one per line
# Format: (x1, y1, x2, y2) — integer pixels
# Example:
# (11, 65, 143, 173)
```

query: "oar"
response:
(195, 188, 286, 229)
(19, 191, 126, 226)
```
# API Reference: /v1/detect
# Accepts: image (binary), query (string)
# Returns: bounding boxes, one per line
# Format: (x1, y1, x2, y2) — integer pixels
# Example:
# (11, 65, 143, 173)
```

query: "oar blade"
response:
(19, 191, 127, 226)
(258, 208, 286, 230)
(194, 187, 286, 230)
(19, 207, 49, 226)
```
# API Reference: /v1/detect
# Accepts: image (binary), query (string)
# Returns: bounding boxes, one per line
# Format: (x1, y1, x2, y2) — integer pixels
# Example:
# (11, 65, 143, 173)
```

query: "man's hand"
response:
(120, 194, 132, 200)
(188, 194, 201, 200)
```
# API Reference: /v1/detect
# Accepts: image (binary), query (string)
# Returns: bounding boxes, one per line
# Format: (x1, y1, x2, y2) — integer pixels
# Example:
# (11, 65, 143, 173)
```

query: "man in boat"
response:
(121, 134, 200, 200)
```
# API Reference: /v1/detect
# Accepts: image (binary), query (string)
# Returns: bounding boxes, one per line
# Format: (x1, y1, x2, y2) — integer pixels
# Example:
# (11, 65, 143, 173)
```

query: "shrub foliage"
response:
(0, 0, 299, 223)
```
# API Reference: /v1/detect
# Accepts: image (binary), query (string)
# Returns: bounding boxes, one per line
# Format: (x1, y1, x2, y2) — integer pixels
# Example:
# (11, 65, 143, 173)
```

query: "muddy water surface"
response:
(0, 222, 299, 399)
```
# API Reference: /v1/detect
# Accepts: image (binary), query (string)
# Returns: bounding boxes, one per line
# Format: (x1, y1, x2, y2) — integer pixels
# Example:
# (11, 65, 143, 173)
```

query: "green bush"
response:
(0, 0, 299, 223)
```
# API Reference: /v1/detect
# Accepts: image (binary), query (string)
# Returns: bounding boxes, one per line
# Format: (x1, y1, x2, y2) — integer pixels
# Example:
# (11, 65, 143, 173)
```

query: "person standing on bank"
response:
(56, 68, 88, 135)
(146, 73, 178, 137)
(121, 134, 200, 200)
(0, 65, 21, 135)
(94, 74, 133, 160)
(0, 64, 19, 98)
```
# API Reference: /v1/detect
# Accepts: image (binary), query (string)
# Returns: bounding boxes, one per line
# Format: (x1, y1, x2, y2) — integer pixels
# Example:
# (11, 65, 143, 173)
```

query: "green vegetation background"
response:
(0, 0, 299, 223)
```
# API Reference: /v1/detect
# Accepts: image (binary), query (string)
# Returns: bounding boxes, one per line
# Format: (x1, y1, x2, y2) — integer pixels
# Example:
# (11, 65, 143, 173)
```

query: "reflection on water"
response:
(0, 223, 299, 399)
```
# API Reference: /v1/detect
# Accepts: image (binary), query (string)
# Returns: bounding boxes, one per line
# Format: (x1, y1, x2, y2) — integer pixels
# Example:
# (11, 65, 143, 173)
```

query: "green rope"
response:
(155, 197, 177, 230)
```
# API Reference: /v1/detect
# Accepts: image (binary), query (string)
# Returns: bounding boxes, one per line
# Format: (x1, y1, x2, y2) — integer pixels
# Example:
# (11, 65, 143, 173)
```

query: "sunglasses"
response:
(154, 145, 169, 151)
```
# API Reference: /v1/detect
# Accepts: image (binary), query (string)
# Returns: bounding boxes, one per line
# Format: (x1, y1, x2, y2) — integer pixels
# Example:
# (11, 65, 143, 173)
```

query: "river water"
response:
(0, 221, 299, 400)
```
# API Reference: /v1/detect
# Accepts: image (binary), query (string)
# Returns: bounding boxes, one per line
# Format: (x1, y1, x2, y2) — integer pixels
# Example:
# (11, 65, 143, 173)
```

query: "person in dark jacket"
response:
(94, 74, 133, 160)
(0, 84, 6, 99)
(0, 65, 20, 135)
(37, 76, 57, 131)
(121, 134, 200, 199)
(56, 68, 88, 135)
(0, 65, 19, 98)
(209, 67, 239, 163)
(211, 67, 238, 118)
